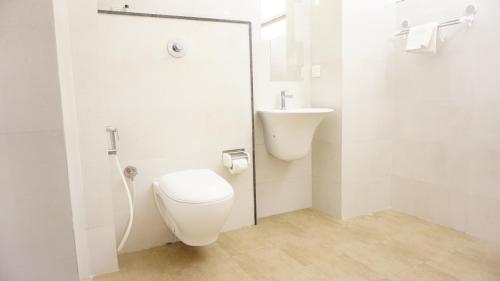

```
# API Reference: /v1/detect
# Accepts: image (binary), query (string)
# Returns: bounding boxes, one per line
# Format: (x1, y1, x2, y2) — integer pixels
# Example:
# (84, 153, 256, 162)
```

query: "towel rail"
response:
(394, 4, 477, 37)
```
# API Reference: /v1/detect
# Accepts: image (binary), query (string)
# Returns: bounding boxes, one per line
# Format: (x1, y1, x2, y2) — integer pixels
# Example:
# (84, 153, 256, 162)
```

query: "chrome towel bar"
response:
(394, 4, 477, 37)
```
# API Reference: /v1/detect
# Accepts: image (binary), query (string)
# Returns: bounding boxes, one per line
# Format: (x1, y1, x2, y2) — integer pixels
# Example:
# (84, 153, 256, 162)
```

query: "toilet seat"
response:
(156, 169, 233, 204)
(153, 169, 234, 246)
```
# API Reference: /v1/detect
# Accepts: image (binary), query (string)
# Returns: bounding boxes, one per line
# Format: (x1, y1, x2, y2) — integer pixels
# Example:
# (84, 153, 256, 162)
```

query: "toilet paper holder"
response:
(222, 149, 249, 169)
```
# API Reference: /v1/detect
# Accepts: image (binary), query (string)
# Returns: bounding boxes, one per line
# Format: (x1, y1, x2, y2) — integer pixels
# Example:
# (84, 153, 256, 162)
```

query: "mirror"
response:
(261, 0, 306, 81)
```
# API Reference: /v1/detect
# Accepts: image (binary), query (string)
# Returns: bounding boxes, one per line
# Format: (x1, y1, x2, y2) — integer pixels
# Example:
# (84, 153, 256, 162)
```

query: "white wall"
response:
(389, 0, 500, 244)
(94, 2, 314, 222)
(64, 0, 314, 275)
(65, 0, 120, 276)
(93, 0, 313, 229)
(340, 0, 395, 219)
(53, 0, 92, 279)
(321, 0, 500, 243)
(254, 0, 313, 218)
(310, 0, 343, 218)
(94, 13, 254, 253)
(308, 0, 500, 245)
(308, 0, 395, 219)
(0, 0, 80, 280)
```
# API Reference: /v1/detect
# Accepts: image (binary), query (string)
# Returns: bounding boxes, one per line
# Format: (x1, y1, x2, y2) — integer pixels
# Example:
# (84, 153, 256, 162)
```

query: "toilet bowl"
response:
(153, 169, 234, 246)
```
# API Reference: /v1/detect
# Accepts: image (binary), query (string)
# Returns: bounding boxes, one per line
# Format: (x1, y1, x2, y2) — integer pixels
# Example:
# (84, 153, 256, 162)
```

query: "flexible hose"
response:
(115, 155, 135, 252)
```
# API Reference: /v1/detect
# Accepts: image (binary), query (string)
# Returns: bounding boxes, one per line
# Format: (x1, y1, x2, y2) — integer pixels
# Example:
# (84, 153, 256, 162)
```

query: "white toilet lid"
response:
(156, 169, 234, 204)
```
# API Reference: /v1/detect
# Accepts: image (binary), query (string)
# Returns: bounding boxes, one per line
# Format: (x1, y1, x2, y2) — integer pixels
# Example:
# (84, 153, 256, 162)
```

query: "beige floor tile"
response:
(427, 251, 500, 281)
(346, 213, 400, 238)
(264, 256, 383, 281)
(277, 235, 343, 266)
(257, 214, 309, 245)
(344, 240, 423, 279)
(199, 261, 253, 281)
(260, 265, 329, 281)
(233, 246, 303, 280)
(384, 234, 455, 263)
(154, 242, 229, 275)
(457, 238, 500, 270)
(325, 254, 384, 281)
(165, 264, 205, 281)
(390, 263, 460, 281)
(381, 220, 474, 263)
(167, 260, 252, 281)
(94, 209, 500, 281)
(278, 209, 342, 232)
(217, 225, 275, 256)
(140, 241, 252, 281)
(326, 224, 386, 253)
(119, 248, 172, 281)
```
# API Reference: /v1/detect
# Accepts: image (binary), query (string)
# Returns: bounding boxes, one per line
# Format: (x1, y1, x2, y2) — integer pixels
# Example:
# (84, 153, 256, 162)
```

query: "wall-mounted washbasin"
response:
(258, 108, 334, 161)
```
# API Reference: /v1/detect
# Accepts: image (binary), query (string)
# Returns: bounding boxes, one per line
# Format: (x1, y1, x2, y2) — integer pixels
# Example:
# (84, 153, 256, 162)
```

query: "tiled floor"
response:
(96, 209, 500, 281)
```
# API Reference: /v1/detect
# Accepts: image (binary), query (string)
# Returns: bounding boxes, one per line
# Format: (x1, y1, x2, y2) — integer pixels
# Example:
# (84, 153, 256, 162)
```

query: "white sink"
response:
(258, 108, 334, 161)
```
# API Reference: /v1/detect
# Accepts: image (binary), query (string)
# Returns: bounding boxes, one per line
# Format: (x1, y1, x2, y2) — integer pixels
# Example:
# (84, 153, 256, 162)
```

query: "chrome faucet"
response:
(280, 90, 294, 110)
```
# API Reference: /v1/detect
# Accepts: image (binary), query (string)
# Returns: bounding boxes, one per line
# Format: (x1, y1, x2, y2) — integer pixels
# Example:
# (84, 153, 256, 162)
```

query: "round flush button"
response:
(167, 41, 187, 58)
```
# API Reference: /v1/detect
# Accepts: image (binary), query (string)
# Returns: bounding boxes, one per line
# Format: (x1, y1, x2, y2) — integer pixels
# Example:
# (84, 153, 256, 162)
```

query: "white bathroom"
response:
(2, 0, 500, 280)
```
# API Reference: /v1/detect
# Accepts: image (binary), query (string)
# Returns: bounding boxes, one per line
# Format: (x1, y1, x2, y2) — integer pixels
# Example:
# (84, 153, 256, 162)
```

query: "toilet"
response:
(153, 169, 234, 246)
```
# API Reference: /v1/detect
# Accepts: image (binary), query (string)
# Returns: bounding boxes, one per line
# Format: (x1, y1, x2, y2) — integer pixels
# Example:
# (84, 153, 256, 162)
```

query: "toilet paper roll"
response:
(222, 153, 233, 168)
(229, 158, 248, 175)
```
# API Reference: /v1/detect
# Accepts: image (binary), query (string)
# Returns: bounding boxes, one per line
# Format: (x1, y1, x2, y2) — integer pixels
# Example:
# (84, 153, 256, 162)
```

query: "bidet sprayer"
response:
(106, 127, 119, 155)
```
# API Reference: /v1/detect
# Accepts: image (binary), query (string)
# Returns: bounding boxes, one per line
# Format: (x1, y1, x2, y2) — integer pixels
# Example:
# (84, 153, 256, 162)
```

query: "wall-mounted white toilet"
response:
(153, 169, 234, 246)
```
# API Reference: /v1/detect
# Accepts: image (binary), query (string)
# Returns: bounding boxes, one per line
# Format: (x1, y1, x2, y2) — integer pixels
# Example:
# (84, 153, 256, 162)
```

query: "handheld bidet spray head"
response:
(106, 127, 119, 155)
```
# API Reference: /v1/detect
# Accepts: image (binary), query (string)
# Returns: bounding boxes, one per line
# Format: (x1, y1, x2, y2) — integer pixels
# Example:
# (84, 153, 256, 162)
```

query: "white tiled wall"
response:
(258, 1, 313, 219)
(90, 0, 313, 241)
(310, 0, 343, 218)
(63, 0, 120, 277)
(253, 0, 313, 219)
(89, 14, 255, 253)
(340, 0, 395, 219)
(0, 0, 80, 280)
(53, 0, 92, 279)
(389, 0, 500, 244)
(309, 0, 500, 243)
(309, 0, 396, 219)
(68, 0, 310, 275)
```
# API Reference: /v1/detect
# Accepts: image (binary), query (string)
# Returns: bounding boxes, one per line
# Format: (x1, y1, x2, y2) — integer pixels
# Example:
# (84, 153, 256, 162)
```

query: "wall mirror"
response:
(261, 0, 306, 81)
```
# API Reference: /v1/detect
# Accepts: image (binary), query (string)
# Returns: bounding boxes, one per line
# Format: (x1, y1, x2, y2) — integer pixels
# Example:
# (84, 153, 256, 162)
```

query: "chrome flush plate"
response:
(167, 40, 187, 58)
